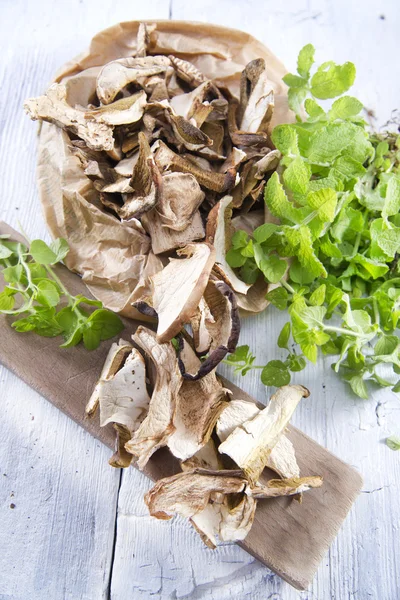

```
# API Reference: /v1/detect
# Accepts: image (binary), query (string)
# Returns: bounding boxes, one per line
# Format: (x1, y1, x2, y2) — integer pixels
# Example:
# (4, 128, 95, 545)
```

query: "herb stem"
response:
(280, 279, 296, 294)
(323, 325, 365, 338)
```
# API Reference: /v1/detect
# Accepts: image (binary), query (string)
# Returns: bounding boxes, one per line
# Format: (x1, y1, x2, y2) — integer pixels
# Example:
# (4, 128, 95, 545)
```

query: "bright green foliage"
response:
(0, 236, 123, 350)
(225, 44, 400, 399)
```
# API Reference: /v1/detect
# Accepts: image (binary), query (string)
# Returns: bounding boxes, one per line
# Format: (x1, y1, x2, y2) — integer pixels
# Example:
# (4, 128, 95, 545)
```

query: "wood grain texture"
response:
(0, 1, 399, 599)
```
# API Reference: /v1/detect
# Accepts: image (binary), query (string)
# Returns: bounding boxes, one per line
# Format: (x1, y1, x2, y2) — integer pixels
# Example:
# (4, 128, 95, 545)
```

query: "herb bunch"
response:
(226, 44, 400, 399)
(0, 235, 123, 349)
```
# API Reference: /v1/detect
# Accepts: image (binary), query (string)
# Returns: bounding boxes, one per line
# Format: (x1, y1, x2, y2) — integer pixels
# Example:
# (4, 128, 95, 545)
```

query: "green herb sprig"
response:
(226, 45, 400, 399)
(0, 235, 123, 349)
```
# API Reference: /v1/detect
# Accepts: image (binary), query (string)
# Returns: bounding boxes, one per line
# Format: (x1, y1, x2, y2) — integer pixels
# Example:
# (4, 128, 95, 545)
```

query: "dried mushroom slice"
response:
(145, 468, 246, 520)
(170, 81, 215, 127)
(96, 55, 170, 104)
(112, 132, 162, 220)
(167, 341, 229, 460)
(179, 279, 240, 380)
(249, 476, 323, 498)
(227, 101, 269, 150)
(238, 58, 274, 134)
(147, 242, 216, 344)
(165, 111, 212, 151)
(109, 423, 136, 468)
(135, 22, 156, 58)
(86, 339, 133, 417)
(168, 55, 208, 88)
(141, 207, 205, 255)
(215, 398, 300, 479)
(85, 91, 147, 126)
(218, 385, 309, 484)
(156, 172, 205, 232)
(24, 83, 115, 151)
(206, 195, 251, 295)
(97, 347, 150, 432)
(181, 439, 222, 472)
(154, 141, 235, 193)
(124, 327, 182, 469)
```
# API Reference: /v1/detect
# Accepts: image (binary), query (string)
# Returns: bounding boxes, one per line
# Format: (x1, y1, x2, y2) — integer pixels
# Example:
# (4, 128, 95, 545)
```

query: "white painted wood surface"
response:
(1, 1, 399, 598)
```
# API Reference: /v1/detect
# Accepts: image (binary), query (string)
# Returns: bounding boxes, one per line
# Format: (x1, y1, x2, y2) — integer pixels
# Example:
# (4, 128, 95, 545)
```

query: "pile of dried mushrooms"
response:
(25, 22, 322, 547)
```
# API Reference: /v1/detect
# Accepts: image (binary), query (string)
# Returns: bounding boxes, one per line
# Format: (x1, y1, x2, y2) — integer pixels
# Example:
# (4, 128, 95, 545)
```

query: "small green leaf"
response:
(348, 374, 368, 399)
(30, 240, 58, 265)
(386, 435, 400, 450)
(0, 289, 15, 311)
(226, 248, 247, 268)
(288, 355, 307, 372)
(231, 230, 249, 249)
(307, 188, 337, 222)
(265, 173, 298, 222)
(253, 223, 278, 244)
(283, 73, 307, 88)
(288, 87, 308, 116)
(382, 174, 400, 218)
(35, 280, 60, 307)
(0, 243, 13, 259)
(297, 43, 315, 78)
(72, 295, 103, 310)
(266, 287, 289, 310)
(277, 322, 291, 349)
(3, 264, 23, 284)
(310, 61, 356, 99)
(300, 342, 318, 363)
(374, 335, 399, 356)
(289, 259, 317, 285)
(87, 309, 124, 340)
(329, 96, 363, 120)
(304, 98, 325, 119)
(254, 245, 287, 284)
(240, 261, 259, 285)
(309, 284, 326, 306)
(50, 238, 70, 263)
(271, 125, 299, 156)
(261, 360, 291, 387)
(83, 326, 102, 351)
(283, 157, 311, 195)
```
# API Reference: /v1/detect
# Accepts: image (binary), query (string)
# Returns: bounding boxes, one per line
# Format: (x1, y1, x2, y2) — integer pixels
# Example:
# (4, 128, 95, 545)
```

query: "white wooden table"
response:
(1, 1, 399, 598)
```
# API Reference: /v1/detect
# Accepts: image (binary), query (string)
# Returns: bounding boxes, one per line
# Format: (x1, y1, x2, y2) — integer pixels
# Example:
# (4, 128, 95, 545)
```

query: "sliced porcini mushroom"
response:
(238, 59, 274, 134)
(109, 423, 136, 468)
(24, 83, 115, 151)
(86, 339, 133, 417)
(206, 195, 251, 295)
(136, 22, 156, 58)
(227, 100, 269, 150)
(249, 476, 323, 498)
(219, 147, 247, 174)
(167, 340, 229, 460)
(141, 207, 205, 255)
(190, 297, 214, 355)
(96, 347, 150, 431)
(181, 439, 222, 472)
(154, 141, 235, 193)
(178, 279, 240, 380)
(170, 81, 218, 127)
(156, 172, 205, 232)
(95, 177, 133, 194)
(254, 149, 281, 178)
(124, 327, 182, 469)
(96, 55, 170, 104)
(146, 242, 216, 344)
(164, 111, 212, 151)
(218, 385, 309, 484)
(112, 132, 162, 220)
(85, 91, 147, 126)
(216, 399, 300, 479)
(145, 468, 246, 520)
(114, 152, 139, 176)
(168, 55, 208, 88)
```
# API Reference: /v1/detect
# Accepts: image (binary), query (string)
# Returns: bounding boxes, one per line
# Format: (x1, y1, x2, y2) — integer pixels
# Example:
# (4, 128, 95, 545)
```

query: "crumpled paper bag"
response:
(36, 20, 291, 317)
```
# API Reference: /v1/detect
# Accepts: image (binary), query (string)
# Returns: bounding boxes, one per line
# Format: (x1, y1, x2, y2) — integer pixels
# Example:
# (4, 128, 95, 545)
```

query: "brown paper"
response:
(36, 20, 292, 316)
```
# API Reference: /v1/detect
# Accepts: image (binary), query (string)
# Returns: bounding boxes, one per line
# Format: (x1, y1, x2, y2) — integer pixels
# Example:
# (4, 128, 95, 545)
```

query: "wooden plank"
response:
(0, 224, 362, 590)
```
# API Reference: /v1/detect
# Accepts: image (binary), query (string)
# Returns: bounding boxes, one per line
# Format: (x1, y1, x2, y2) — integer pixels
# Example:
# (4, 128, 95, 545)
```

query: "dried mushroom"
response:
(143, 243, 216, 344)
(156, 172, 205, 232)
(218, 385, 309, 483)
(238, 59, 274, 134)
(179, 279, 240, 380)
(124, 326, 182, 469)
(250, 476, 323, 498)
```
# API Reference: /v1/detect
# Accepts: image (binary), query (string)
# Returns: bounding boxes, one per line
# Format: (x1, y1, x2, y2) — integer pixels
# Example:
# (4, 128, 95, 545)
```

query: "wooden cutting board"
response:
(0, 223, 362, 590)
